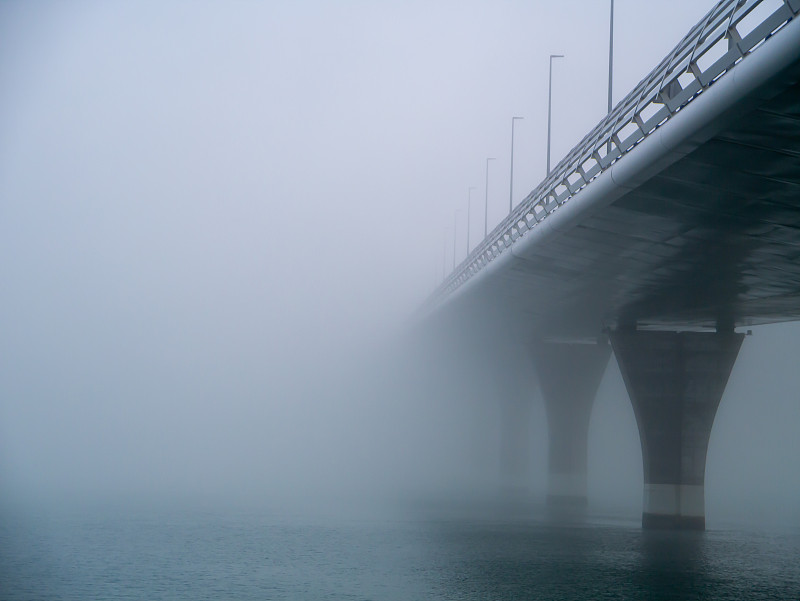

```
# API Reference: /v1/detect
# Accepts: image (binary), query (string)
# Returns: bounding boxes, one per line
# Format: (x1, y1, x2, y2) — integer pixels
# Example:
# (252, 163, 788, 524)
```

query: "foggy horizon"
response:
(3, 2, 800, 599)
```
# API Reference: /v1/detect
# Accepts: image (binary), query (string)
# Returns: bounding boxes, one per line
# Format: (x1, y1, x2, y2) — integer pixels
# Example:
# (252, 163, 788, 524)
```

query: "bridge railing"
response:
(428, 0, 799, 307)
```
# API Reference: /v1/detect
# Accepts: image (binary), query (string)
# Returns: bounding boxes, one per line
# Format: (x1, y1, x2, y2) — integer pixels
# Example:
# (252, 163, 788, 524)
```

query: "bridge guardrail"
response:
(428, 0, 799, 307)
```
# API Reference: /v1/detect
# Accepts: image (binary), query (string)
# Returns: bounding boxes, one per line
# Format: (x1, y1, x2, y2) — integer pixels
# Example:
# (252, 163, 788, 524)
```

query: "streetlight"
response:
(608, 0, 614, 114)
(509, 116, 524, 213)
(467, 186, 476, 253)
(453, 210, 461, 270)
(484, 157, 496, 238)
(442, 228, 447, 280)
(547, 54, 564, 175)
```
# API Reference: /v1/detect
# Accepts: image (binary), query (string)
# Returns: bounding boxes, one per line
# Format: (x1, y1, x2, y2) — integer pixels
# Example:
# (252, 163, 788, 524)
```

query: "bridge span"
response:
(422, 0, 800, 529)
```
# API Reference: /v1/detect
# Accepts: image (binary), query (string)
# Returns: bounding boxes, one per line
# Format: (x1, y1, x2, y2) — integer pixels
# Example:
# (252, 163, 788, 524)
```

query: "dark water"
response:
(2, 504, 799, 600)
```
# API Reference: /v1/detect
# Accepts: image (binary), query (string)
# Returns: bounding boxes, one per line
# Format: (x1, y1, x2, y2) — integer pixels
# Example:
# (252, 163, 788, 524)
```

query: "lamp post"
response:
(442, 228, 447, 280)
(547, 54, 564, 175)
(484, 157, 496, 238)
(608, 0, 614, 114)
(509, 116, 524, 213)
(467, 186, 476, 253)
(453, 210, 460, 270)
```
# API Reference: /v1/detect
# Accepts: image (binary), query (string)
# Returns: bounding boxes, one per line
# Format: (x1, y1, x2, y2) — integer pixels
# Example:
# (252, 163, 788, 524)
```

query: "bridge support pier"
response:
(610, 329, 744, 530)
(532, 340, 611, 508)
(489, 341, 537, 500)
(500, 393, 533, 497)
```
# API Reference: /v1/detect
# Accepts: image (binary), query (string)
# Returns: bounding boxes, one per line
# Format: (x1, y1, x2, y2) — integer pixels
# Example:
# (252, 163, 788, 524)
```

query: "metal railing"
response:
(428, 0, 799, 306)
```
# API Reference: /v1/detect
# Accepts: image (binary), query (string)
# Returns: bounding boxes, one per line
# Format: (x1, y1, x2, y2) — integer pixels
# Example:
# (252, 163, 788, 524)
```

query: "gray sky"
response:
(1, 1, 797, 524)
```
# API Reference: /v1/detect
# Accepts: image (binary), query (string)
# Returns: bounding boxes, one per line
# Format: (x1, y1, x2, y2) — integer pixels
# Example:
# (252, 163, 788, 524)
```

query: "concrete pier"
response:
(488, 341, 537, 499)
(532, 340, 611, 508)
(610, 329, 744, 530)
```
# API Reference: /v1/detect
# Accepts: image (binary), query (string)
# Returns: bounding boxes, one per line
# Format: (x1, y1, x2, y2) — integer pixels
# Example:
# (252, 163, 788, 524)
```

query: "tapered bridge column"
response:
(500, 389, 533, 495)
(610, 330, 744, 530)
(532, 340, 611, 508)
(490, 342, 537, 497)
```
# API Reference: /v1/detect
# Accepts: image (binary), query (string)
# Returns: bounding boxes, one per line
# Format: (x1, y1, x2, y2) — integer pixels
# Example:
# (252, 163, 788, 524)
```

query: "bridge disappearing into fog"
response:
(424, 0, 800, 529)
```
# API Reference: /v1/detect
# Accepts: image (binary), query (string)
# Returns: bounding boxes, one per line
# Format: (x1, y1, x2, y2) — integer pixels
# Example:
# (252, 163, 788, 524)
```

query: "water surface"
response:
(2, 504, 798, 600)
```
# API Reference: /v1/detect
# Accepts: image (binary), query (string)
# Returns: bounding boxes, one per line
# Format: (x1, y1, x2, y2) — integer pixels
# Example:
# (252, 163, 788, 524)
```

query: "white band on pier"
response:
(643, 484, 704, 517)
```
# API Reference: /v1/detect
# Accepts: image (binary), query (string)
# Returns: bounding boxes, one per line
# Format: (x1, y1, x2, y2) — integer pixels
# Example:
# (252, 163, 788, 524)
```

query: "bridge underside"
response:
(447, 74, 800, 339)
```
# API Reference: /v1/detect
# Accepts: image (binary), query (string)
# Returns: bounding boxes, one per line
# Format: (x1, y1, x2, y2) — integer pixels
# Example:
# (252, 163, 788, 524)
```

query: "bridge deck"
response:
(429, 1, 800, 337)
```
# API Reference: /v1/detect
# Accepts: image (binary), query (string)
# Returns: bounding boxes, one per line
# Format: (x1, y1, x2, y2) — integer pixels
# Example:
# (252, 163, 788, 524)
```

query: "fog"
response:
(1, 1, 798, 527)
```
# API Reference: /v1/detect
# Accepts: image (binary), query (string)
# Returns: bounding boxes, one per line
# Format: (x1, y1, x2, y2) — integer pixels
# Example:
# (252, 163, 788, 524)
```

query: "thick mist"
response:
(1, 1, 798, 527)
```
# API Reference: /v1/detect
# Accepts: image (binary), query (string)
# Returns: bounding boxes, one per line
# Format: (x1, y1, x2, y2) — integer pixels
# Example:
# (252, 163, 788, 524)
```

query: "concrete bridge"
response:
(422, 0, 800, 529)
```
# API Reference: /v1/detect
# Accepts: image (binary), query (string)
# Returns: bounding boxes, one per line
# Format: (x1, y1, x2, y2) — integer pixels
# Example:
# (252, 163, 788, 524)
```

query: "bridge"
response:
(421, 0, 800, 529)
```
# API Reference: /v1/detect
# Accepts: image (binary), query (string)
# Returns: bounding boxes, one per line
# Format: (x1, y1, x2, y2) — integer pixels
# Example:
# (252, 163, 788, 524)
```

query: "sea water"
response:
(2, 503, 799, 600)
